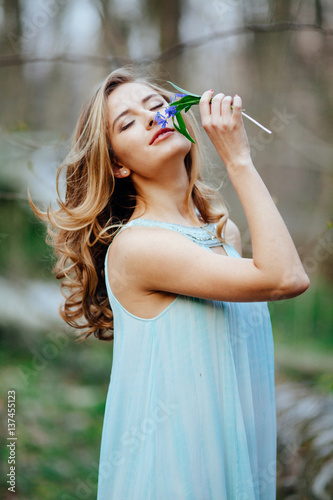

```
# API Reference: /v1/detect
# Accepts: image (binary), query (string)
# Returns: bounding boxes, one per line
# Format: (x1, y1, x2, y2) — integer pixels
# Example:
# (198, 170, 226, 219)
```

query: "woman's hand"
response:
(199, 91, 252, 169)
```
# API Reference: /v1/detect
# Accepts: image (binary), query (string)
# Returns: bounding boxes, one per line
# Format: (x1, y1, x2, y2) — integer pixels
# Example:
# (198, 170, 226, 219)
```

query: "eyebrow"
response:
(112, 93, 161, 131)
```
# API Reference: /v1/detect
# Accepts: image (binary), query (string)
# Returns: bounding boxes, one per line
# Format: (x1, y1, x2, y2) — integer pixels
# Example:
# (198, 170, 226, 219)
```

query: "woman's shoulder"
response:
(109, 222, 187, 254)
(108, 220, 220, 275)
(106, 223, 202, 294)
(110, 217, 242, 249)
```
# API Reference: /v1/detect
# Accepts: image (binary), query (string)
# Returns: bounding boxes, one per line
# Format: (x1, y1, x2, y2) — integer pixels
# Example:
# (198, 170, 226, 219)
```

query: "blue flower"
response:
(154, 111, 168, 129)
(170, 93, 186, 104)
(165, 106, 177, 118)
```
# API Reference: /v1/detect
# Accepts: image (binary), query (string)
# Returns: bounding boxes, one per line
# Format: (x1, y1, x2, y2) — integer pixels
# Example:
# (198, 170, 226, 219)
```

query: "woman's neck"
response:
(130, 162, 201, 226)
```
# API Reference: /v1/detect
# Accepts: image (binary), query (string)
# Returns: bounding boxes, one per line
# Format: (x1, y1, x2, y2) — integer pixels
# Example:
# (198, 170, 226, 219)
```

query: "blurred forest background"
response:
(0, 0, 332, 499)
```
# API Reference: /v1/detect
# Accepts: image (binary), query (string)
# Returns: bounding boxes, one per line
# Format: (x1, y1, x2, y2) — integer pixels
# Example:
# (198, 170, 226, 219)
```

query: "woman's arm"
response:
(199, 91, 309, 297)
(109, 225, 307, 303)
(109, 92, 309, 303)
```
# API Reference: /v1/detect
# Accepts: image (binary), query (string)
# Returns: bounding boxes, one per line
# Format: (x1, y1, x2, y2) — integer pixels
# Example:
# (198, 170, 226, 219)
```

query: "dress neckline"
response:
(126, 218, 210, 229)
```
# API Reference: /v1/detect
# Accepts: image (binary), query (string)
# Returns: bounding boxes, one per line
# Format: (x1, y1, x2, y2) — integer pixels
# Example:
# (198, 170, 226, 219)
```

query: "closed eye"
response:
(151, 103, 164, 110)
(121, 121, 134, 131)
(120, 103, 165, 131)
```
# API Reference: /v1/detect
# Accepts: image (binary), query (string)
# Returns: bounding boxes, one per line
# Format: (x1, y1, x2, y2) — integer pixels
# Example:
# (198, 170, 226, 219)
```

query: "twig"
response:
(1, 22, 332, 68)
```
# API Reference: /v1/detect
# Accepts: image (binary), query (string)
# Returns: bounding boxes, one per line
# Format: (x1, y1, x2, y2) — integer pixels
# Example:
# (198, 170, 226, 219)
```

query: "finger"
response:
(210, 93, 225, 121)
(231, 94, 242, 121)
(199, 90, 214, 128)
(221, 95, 233, 121)
(199, 90, 214, 119)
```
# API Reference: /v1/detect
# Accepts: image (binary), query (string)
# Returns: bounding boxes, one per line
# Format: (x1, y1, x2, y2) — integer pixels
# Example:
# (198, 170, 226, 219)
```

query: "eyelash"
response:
(121, 103, 164, 131)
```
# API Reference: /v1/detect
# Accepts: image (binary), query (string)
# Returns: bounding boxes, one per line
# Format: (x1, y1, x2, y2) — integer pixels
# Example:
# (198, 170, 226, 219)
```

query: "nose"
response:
(144, 109, 157, 129)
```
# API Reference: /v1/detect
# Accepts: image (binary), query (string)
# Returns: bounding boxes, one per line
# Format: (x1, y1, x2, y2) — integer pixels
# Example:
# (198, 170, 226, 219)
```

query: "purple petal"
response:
(154, 111, 168, 128)
(165, 106, 177, 118)
(170, 93, 186, 104)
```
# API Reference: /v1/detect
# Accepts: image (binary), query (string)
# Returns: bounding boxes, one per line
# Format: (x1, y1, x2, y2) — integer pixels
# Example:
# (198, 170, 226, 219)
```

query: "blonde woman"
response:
(29, 67, 309, 499)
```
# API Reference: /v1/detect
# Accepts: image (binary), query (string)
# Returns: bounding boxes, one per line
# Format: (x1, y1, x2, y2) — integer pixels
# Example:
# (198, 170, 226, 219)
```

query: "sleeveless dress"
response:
(96, 219, 277, 500)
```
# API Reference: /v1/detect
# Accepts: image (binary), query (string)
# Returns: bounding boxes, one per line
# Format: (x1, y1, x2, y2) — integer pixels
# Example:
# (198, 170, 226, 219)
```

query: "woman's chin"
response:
(162, 133, 192, 156)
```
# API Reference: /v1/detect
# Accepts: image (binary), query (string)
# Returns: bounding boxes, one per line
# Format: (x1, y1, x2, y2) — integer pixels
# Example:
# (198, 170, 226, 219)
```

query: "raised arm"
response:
(199, 90, 309, 297)
(109, 91, 309, 303)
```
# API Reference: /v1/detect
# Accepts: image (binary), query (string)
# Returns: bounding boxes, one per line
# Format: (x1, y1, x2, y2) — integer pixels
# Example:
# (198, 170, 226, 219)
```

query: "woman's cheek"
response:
(117, 143, 140, 170)
(111, 138, 133, 166)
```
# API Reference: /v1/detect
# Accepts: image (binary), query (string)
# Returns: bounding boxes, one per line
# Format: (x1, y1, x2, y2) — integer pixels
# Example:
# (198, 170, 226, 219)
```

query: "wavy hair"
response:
(28, 66, 229, 342)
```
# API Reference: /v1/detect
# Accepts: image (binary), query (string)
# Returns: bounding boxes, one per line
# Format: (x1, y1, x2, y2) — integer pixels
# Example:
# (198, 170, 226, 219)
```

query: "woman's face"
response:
(106, 82, 191, 179)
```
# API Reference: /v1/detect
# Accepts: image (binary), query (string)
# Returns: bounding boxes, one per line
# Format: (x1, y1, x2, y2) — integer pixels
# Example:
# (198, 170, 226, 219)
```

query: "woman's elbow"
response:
(277, 272, 311, 299)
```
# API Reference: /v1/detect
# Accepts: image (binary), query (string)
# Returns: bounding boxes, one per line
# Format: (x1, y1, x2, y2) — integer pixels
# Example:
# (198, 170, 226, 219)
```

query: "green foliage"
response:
(167, 81, 201, 98)
(0, 198, 54, 279)
(270, 275, 333, 393)
(269, 275, 333, 351)
(173, 111, 195, 143)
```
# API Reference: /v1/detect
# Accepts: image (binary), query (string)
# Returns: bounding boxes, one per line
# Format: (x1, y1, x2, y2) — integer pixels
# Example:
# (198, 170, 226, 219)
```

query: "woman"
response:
(29, 66, 310, 499)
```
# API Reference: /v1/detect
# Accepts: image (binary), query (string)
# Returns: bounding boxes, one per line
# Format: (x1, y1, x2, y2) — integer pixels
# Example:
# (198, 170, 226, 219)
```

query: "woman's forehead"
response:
(107, 82, 158, 112)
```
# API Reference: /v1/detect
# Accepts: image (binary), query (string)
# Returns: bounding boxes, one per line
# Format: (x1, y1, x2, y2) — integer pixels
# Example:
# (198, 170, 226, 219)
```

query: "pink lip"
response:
(150, 127, 174, 145)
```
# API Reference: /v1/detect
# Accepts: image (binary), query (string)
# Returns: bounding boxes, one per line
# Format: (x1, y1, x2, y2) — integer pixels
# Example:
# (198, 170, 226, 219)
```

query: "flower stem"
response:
(240, 111, 272, 134)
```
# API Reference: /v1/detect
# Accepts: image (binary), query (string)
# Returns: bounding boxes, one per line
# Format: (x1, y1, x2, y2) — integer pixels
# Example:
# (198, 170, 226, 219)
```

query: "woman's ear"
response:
(112, 163, 131, 179)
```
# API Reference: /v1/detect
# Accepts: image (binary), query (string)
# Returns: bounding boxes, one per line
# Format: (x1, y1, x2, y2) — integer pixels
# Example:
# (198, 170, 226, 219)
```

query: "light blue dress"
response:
(97, 219, 277, 500)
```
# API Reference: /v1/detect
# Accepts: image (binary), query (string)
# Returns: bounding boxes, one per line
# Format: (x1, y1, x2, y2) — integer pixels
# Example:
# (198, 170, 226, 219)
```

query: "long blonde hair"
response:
(28, 66, 229, 342)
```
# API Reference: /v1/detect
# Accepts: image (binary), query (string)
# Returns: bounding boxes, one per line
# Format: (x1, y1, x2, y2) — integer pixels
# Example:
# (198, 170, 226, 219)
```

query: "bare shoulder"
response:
(107, 224, 184, 269)
(108, 225, 187, 262)
(107, 225, 198, 293)
(224, 218, 242, 257)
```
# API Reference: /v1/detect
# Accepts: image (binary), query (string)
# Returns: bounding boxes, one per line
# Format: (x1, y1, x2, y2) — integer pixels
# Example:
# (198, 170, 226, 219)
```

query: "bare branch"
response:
(1, 22, 332, 68)
(148, 22, 333, 63)
(0, 53, 129, 68)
